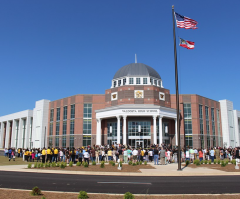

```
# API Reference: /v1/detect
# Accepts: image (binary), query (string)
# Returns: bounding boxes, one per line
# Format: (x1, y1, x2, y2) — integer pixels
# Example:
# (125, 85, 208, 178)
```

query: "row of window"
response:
(50, 104, 93, 122)
(49, 135, 92, 148)
(113, 77, 161, 87)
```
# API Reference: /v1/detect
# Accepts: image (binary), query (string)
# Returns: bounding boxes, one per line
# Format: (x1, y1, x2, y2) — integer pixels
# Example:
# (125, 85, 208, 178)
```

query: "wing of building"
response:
(0, 63, 239, 149)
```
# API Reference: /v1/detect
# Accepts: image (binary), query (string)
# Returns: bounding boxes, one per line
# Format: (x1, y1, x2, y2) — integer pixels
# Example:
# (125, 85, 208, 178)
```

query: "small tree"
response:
(124, 192, 135, 199)
(30, 186, 42, 196)
(78, 190, 89, 199)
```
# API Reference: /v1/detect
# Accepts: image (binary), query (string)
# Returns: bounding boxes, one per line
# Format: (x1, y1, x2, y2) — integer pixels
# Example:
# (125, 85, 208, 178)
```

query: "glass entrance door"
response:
(135, 140, 143, 148)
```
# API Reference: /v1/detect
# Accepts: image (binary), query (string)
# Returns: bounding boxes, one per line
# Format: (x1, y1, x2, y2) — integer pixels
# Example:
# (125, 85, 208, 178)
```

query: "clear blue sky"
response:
(1, 0, 240, 116)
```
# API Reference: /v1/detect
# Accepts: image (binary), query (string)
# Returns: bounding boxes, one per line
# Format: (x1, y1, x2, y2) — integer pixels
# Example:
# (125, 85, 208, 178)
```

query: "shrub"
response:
(185, 160, 190, 166)
(100, 161, 105, 168)
(41, 197, 46, 199)
(30, 186, 42, 196)
(120, 161, 123, 167)
(204, 160, 208, 164)
(218, 160, 221, 164)
(34, 163, 37, 168)
(136, 161, 139, 165)
(69, 161, 73, 167)
(124, 192, 135, 199)
(78, 190, 89, 199)
(132, 163, 136, 166)
(109, 160, 113, 165)
(83, 162, 89, 167)
(38, 163, 41, 168)
(221, 161, 227, 167)
(60, 162, 66, 169)
(139, 161, 143, 165)
(56, 162, 60, 167)
(44, 163, 48, 168)
(208, 160, 212, 164)
(52, 162, 56, 167)
(200, 160, 203, 164)
(92, 161, 96, 166)
(28, 163, 32, 169)
(225, 159, 229, 164)
(194, 159, 200, 166)
(214, 159, 217, 164)
(128, 161, 132, 165)
(76, 162, 81, 166)
(231, 159, 236, 165)
(112, 162, 115, 166)
(144, 161, 147, 165)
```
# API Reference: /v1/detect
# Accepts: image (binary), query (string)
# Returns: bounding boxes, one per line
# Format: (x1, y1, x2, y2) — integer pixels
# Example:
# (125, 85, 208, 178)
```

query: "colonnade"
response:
(96, 115, 178, 146)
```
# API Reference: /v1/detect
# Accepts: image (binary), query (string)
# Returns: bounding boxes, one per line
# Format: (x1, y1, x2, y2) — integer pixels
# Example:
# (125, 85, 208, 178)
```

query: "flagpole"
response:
(172, 5, 181, 171)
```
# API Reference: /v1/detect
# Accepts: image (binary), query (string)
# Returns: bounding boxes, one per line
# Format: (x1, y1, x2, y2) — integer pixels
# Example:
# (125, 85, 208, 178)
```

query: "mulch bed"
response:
(1, 189, 240, 199)
(187, 163, 240, 172)
(29, 164, 155, 172)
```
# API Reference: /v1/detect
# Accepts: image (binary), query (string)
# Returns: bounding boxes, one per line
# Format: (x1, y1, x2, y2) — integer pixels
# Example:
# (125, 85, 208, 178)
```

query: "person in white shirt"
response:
(132, 149, 138, 163)
(84, 150, 90, 165)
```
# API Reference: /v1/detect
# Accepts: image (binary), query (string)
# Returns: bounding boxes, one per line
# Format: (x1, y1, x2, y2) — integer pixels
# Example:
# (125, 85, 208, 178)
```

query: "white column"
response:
(25, 116, 31, 148)
(159, 116, 163, 146)
(96, 118, 102, 146)
(5, 121, 10, 149)
(11, 120, 16, 148)
(0, 122, 3, 148)
(153, 116, 157, 144)
(123, 115, 127, 145)
(117, 116, 121, 144)
(18, 118, 23, 149)
(175, 119, 178, 146)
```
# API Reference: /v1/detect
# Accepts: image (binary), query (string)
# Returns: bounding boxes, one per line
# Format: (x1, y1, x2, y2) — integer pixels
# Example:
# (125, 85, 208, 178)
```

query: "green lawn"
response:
(0, 156, 30, 166)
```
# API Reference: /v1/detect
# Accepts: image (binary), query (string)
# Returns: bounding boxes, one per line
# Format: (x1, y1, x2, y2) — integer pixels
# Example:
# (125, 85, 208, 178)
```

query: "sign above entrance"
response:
(122, 109, 159, 114)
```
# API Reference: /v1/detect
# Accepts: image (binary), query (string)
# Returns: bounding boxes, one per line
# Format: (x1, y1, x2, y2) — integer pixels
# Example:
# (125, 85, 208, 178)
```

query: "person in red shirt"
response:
(199, 149, 203, 161)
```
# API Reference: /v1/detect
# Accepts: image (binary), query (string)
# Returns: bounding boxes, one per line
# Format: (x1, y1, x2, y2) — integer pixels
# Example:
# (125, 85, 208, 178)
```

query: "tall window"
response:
(84, 104, 92, 118)
(129, 78, 134, 84)
(62, 121, 67, 148)
(63, 106, 67, 120)
(70, 135, 74, 148)
(56, 122, 59, 135)
(150, 78, 153, 85)
(71, 104, 75, 119)
(70, 120, 74, 134)
(205, 106, 210, 148)
(123, 78, 126, 85)
(136, 78, 141, 84)
(184, 104, 192, 148)
(56, 108, 60, 121)
(199, 105, 204, 149)
(55, 136, 59, 147)
(211, 108, 216, 147)
(143, 78, 147, 84)
(50, 109, 54, 122)
(83, 119, 92, 134)
(113, 81, 116, 87)
(118, 80, 121, 86)
(83, 135, 91, 147)
(158, 81, 161, 86)
(50, 123, 53, 135)
(217, 109, 221, 146)
(154, 79, 157, 85)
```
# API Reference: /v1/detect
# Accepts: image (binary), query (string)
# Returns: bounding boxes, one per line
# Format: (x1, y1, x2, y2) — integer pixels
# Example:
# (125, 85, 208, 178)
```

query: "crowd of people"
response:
(4, 145, 240, 165)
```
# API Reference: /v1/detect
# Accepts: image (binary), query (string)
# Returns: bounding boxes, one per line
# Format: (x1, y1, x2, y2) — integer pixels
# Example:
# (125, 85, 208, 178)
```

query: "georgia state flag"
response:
(179, 38, 195, 49)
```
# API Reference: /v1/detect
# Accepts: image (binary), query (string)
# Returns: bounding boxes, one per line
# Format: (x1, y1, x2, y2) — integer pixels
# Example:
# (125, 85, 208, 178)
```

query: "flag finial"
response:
(135, 54, 137, 63)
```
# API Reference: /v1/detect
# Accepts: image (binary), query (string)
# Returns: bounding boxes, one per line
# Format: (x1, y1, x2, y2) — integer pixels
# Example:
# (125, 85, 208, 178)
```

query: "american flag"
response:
(175, 12, 198, 29)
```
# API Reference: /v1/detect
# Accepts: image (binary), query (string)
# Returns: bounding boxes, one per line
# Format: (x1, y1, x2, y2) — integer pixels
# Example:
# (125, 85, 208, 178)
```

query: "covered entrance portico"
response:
(95, 104, 177, 147)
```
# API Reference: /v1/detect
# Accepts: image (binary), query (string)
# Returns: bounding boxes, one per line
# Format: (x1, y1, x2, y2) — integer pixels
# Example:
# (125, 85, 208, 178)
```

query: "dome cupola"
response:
(111, 63, 163, 88)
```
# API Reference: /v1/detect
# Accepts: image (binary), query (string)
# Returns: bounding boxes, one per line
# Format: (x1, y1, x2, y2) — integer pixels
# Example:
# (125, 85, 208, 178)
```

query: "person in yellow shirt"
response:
(47, 147, 51, 162)
(42, 148, 46, 163)
(54, 148, 58, 162)
(18, 148, 20, 158)
(24, 150, 28, 161)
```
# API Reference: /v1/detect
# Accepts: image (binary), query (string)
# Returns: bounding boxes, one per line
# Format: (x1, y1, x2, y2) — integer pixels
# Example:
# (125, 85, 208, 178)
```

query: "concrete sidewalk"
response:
(0, 163, 240, 176)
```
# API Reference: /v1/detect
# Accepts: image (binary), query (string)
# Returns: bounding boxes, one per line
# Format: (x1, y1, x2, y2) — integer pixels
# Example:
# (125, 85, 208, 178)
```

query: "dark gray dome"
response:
(113, 63, 161, 79)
